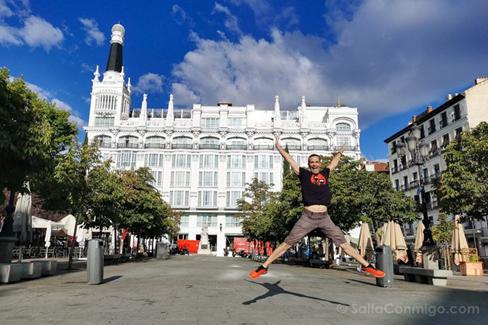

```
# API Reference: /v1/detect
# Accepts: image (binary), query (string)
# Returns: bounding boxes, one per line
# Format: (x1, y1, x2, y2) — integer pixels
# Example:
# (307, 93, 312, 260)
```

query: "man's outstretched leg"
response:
(249, 242, 291, 279)
(340, 243, 385, 278)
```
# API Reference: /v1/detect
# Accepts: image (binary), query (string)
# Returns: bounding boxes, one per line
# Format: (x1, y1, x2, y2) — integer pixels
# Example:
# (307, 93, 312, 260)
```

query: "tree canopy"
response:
(437, 122, 488, 220)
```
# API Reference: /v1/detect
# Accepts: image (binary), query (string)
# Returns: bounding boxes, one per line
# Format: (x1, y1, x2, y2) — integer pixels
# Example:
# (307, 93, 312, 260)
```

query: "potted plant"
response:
(460, 253, 484, 276)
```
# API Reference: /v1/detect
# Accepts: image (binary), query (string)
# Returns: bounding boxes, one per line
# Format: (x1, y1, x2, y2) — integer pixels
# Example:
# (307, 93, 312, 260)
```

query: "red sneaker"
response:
(361, 264, 385, 278)
(249, 265, 268, 279)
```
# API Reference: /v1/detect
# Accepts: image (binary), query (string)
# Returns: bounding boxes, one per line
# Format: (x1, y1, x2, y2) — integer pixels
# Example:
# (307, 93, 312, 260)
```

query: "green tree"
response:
(35, 140, 100, 268)
(431, 213, 455, 269)
(437, 122, 488, 220)
(118, 168, 176, 240)
(85, 161, 125, 234)
(0, 68, 76, 244)
(238, 178, 277, 244)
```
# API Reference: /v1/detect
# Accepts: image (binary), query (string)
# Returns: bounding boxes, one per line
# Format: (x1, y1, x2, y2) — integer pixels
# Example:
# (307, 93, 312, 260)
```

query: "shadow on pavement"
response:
(243, 279, 351, 306)
(345, 278, 378, 287)
(102, 275, 123, 284)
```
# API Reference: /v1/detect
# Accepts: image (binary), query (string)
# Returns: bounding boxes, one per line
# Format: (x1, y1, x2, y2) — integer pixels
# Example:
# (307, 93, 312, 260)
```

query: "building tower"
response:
(88, 24, 131, 128)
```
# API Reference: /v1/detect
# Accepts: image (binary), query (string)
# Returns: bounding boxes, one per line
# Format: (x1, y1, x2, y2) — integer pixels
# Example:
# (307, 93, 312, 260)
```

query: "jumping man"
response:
(249, 134, 385, 279)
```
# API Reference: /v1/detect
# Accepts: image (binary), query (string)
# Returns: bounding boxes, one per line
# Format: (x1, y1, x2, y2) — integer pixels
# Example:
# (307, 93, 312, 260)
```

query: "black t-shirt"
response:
(298, 167, 331, 206)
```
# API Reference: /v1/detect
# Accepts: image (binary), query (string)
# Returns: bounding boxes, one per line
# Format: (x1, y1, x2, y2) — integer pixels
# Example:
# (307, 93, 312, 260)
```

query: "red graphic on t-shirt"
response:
(310, 173, 328, 186)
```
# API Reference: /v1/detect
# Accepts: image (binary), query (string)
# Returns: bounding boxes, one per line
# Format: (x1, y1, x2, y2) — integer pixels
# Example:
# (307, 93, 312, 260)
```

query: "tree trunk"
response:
(67, 216, 78, 270)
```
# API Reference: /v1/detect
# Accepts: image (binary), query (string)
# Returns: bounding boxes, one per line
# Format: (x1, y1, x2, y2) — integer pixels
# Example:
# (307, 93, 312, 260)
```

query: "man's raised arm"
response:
(327, 145, 345, 171)
(274, 134, 300, 175)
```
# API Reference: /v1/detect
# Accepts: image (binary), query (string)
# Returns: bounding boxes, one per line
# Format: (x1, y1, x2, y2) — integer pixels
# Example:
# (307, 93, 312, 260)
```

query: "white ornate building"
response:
(85, 24, 361, 256)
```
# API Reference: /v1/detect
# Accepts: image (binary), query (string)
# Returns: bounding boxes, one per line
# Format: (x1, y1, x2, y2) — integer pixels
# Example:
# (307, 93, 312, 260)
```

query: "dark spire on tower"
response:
(105, 24, 125, 72)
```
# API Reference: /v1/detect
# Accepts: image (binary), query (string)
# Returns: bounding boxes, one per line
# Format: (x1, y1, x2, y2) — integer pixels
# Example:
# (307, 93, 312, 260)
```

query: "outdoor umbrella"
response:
(358, 222, 374, 257)
(12, 185, 32, 244)
(383, 221, 409, 263)
(377, 222, 388, 246)
(44, 221, 52, 259)
(451, 215, 469, 265)
(414, 222, 425, 264)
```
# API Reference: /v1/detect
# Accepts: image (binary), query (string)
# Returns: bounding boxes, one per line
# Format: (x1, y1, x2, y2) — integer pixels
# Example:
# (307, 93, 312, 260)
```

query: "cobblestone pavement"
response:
(0, 255, 486, 325)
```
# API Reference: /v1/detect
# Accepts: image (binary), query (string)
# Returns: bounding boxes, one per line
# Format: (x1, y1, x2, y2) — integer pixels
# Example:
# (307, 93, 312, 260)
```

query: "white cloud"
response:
(24, 80, 86, 128)
(172, 0, 488, 127)
(79, 17, 105, 46)
(0, 0, 13, 18)
(25, 81, 51, 99)
(17, 16, 63, 50)
(171, 4, 193, 27)
(213, 3, 242, 36)
(51, 98, 72, 112)
(0, 24, 21, 45)
(133, 73, 165, 94)
(0, 0, 63, 51)
(69, 115, 85, 128)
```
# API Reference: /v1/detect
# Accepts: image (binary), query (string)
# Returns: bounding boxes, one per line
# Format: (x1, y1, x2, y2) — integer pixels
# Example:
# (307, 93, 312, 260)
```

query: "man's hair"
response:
(308, 154, 321, 163)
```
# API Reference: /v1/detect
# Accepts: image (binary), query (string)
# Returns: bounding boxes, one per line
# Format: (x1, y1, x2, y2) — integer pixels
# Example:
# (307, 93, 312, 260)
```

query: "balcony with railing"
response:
(171, 143, 193, 149)
(226, 144, 248, 150)
(117, 142, 139, 149)
(253, 144, 274, 150)
(283, 144, 302, 151)
(144, 143, 165, 149)
(307, 145, 328, 151)
(199, 144, 220, 149)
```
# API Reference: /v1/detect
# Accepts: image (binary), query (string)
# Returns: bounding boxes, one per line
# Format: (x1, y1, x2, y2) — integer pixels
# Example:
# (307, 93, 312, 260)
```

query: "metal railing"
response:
(226, 144, 248, 150)
(171, 144, 193, 149)
(199, 144, 220, 149)
(117, 143, 139, 149)
(144, 143, 165, 149)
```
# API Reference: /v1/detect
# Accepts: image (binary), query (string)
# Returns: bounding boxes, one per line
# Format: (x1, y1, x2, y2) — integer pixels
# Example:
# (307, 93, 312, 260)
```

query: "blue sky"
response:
(1, 0, 488, 160)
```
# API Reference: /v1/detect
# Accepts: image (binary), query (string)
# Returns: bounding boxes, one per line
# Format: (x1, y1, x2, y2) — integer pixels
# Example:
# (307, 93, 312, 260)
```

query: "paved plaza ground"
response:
(1, 255, 487, 325)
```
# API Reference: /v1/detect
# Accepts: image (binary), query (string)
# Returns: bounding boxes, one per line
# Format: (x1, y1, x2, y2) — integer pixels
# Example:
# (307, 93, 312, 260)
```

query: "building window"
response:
(198, 191, 217, 208)
(179, 216, 189, 227)
(403, 176, 408, 190)
(171, 171, 191, 187)
(254, 155, 273, 169)
(171, 136, 193, 149)
(392, 159, 398, 173)
(336, 136, 351, 147)
(254, 172, 274, 185)
(442, 134, 450, 148)
(170, 190, 189, 207)
(226, 191, 242, 208)
(395, 179, 399, 191)
(199, 137, 220, 149)
(423, 168, 429, 182)
(94, 135, 112, 148)
(428, 119, 436, 134)
(453, 104, 461, 120)
(145, 136, 165, 149)
(228, 117, 245, 128)
(391, 142, 397, 154)
(144, 153, 163, 167)
(116, 151, 137, 168)
(227, 172, 246, 187)
(197, 215, 217, 227)
(440, 112, 448, 128)
(430, 140, 438, 153)
(336, 123, 352, 131)
(201, 117, 220, 129)
(172, 154, 191, 168)
(420, 125, 425, 139)
(433, 164, 441, 177)
(199, 154, 219, 169)
(149, 170, 163, 187)
(199, 171, 218, 187)
(94, 116, 114, 127)
(225, 215, 241, 227)
(227, 155, 246, 169)
(455, 127, 463, 141)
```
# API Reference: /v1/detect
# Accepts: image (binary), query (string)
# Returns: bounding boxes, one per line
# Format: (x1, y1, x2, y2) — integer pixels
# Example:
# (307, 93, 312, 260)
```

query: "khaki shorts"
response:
(283, 210, 347, 246)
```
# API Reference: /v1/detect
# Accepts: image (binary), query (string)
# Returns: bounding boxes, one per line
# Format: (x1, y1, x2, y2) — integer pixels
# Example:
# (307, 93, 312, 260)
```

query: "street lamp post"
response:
(396, 125, 435, 248)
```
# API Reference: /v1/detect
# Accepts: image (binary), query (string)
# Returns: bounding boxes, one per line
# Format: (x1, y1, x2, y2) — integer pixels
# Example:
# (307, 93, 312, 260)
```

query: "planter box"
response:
(460, 262, 484, 276)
